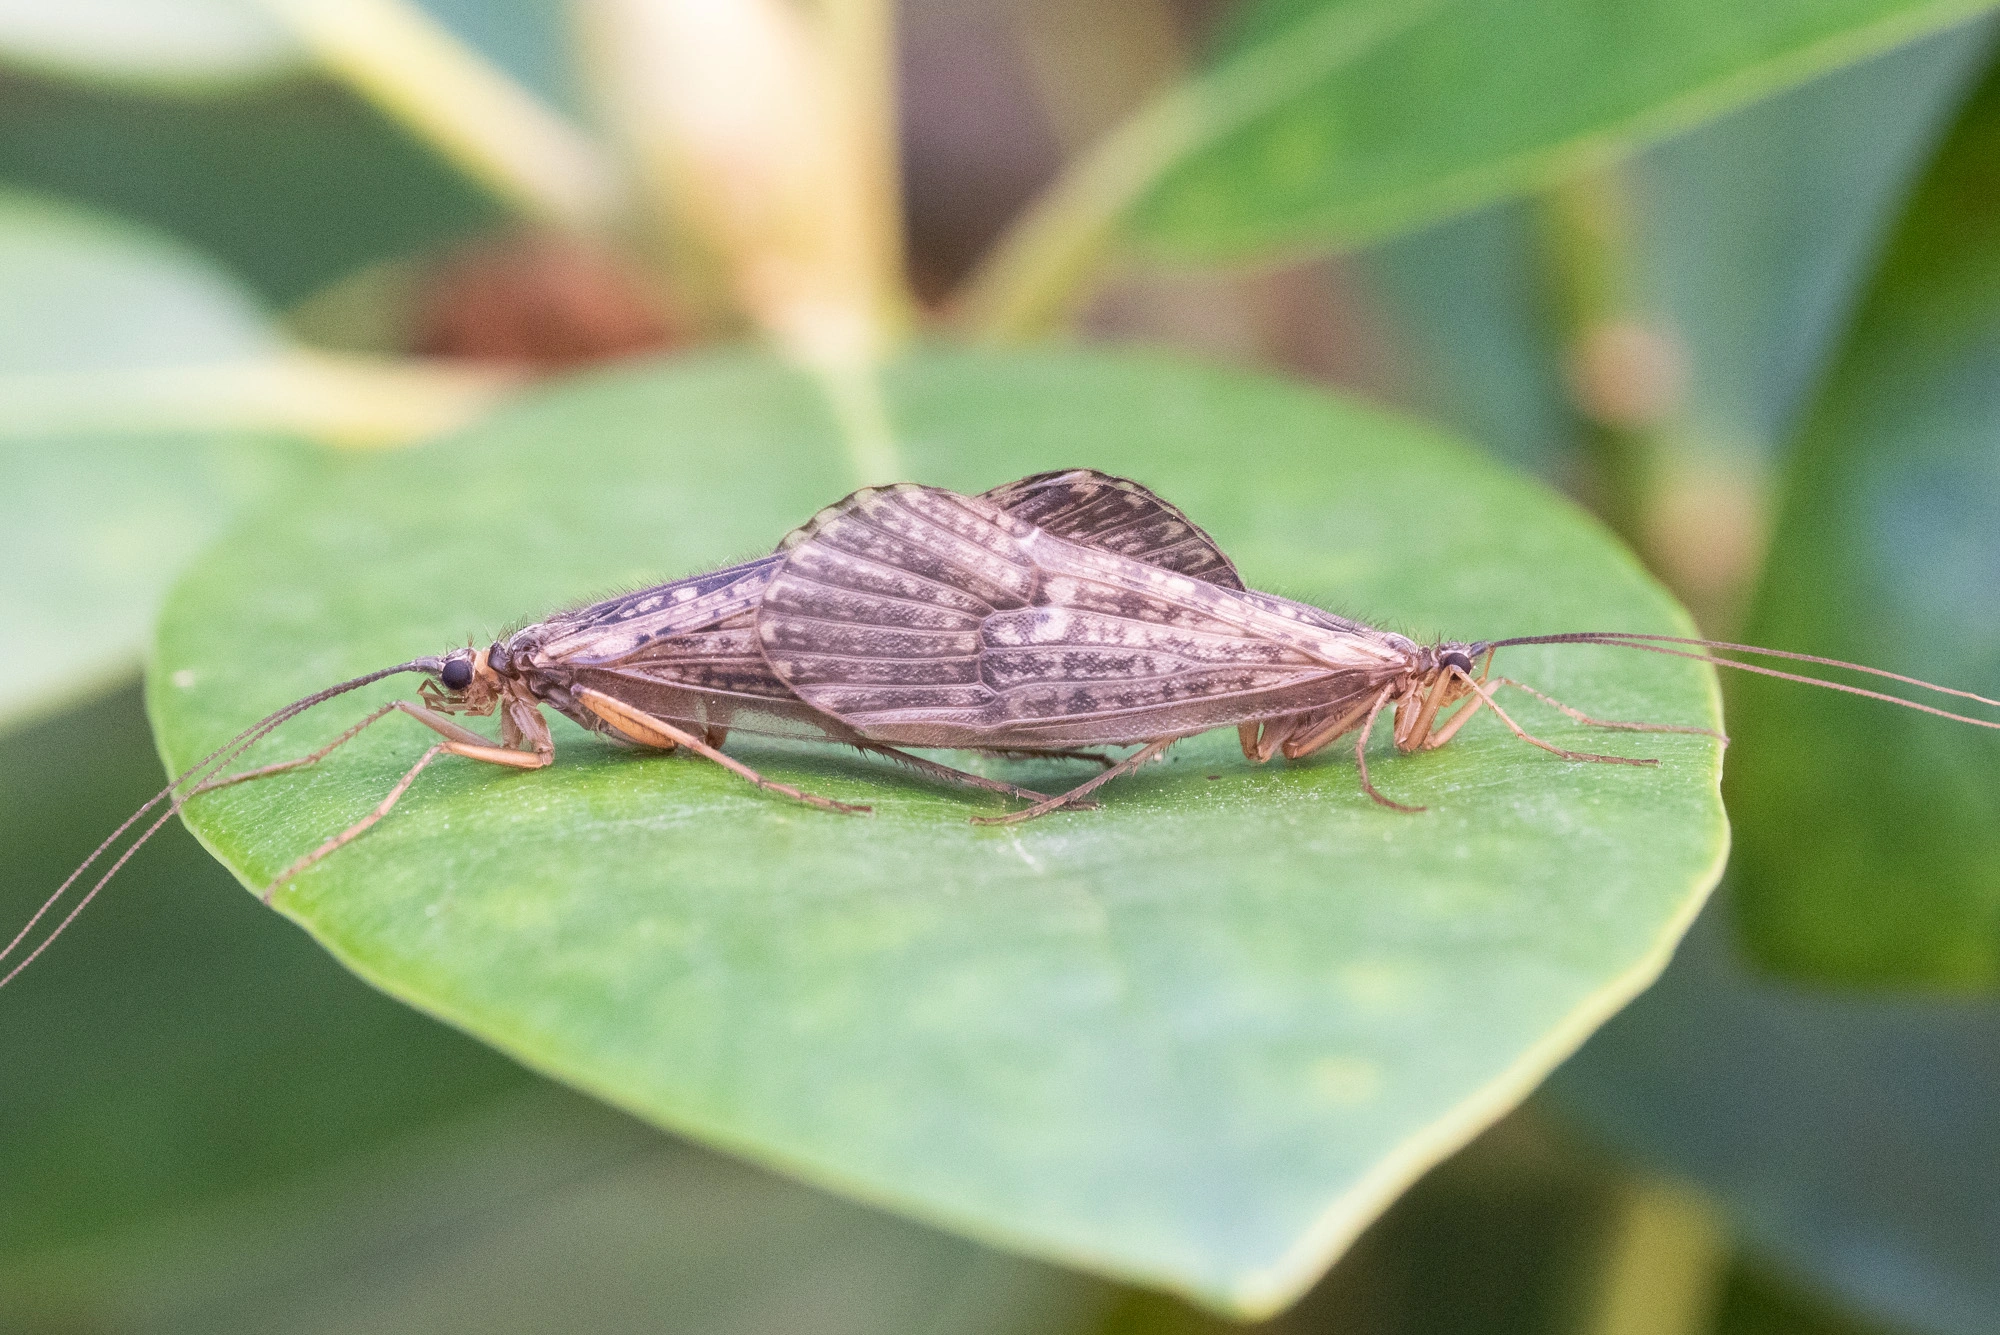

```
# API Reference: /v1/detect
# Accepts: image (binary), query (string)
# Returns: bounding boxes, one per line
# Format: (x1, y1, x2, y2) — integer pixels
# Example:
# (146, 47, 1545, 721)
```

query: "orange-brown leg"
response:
(1278, 694, 1383, 762)
(575, 688, 869, 815)
(1491, 677, 1727, 742)
(969, 738, 1175, 826)
(1469, 681, 1659, 766)
(259, 744, 450, 902)
(853, 743, 1073, 805)
(195, 699, 545, 795)
(1351, 686, 1424, 812)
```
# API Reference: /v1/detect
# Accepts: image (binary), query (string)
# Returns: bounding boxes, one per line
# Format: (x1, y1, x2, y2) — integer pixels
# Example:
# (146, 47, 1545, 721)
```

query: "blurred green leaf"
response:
(1632, 22, 1994, 459)
(4, 1084, 1101, 1335)
(0, 189, 312, 728)
(1135, 0, 2000, 262)
(1362, 22, 1993, 482)
(0, 0, 300, 88)
(1550, 899, 2000, 1335)
(0, 69, 504, 305)
(150, 347, 1724, 1316)
(0, 187, 279, 367)
(1726, 58, 2000, 987)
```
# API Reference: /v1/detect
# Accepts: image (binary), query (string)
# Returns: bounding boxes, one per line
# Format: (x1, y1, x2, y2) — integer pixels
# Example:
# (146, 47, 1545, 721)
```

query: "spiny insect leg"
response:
(852, 744, 1081, 807)
(1489, 677, 1727, 743)
(1353, 686, 1424, 813)
(979, 748, 1120, 770)
(1414, 672, 1490, 751)
(261, 745, 446, 902)
(1468, 681, 1658, 767)
(195, 699, 546, 794)
(970, 739, 1174, 826)
(574, 688, 869, 815)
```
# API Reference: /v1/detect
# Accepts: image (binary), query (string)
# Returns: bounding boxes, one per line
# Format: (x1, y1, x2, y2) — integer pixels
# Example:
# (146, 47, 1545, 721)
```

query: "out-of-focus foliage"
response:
(1364, 20, 1993, 478)
(0, 189, 309, 727)
(1554, 900, 2000, 1335)
(1726, 59, 2000, 987)
(1135, 0, 1999, 261)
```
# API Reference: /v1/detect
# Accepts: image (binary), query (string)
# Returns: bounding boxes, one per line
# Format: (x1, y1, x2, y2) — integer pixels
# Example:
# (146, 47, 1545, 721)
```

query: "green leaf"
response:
(1725, 59, 2000, 987)
(1361, 21, 1992, 481)
(1137, 0, 2000, 261)
(0, 0, 300, 88)
(1550, 899, 2000, 1335)
(148, 347, 1726, 1316)
(0, 189, 310, 729)
(0, 72, 504, 306)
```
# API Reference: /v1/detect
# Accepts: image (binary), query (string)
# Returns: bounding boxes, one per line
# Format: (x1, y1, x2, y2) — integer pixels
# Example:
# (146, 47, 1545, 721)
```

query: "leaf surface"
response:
(150, 347, 1726, 1315)
(1132, 0, 1999, 261)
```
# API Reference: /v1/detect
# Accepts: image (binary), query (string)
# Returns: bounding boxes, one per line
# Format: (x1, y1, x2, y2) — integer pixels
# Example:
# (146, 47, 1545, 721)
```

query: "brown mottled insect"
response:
(755, 484, 2000, 823)
(1, 471, 1245, 988)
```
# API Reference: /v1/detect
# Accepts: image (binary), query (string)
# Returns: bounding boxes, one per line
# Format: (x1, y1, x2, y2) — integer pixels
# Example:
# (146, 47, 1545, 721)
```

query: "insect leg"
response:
(194, 699, 546, 794)
(968, 739, 1175, 826)
(1415, 682, 1487, 750)
(979, 748, 1119, 770)
(259, 745, 447, 903)
(1467, 681, 1659, 766)
(1352, 686, 1424, 813)
(1490, 677, 1727, 742)
(1276, 696, 1380, 761)
(573, 688, 869, 815)
(851, 744, 1079, 806)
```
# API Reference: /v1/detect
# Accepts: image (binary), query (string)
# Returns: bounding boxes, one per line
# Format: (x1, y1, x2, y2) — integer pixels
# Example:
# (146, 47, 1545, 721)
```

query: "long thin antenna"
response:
(1485, 634, 2000, 730)
(1488, 632, 2000, 708)
(0, 659, 439, 990)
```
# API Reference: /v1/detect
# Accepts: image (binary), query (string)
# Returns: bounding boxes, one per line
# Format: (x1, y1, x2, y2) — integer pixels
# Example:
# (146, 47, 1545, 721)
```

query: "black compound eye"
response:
(1441, 650, 1474, 674)
(440, 658, 474, 691)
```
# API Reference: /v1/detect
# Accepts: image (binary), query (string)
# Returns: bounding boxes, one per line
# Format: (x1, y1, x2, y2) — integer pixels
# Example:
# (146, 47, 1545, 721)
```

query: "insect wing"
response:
(546, 472, 1257, 741)
(974, 469, 1246, 589)
(759, 485, 1407, 747)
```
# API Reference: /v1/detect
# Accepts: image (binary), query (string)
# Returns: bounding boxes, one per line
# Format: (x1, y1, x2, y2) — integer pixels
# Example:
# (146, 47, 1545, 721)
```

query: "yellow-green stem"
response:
(954, 0, 1441, 340)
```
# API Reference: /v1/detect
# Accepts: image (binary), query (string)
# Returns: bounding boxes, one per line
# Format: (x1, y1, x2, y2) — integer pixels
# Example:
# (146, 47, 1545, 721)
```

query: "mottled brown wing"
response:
(973, 470, 1245, 589)
(525, 471, 1257, 741)
(758, 485, 1413, 748)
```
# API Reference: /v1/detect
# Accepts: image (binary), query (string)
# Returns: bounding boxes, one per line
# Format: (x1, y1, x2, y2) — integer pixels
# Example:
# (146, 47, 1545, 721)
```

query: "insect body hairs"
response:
(755, 484, 2000, 823)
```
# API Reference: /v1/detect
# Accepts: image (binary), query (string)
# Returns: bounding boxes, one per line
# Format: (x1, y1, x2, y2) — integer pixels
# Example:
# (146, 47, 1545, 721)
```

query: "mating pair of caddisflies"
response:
(7, 469, 1998, 987)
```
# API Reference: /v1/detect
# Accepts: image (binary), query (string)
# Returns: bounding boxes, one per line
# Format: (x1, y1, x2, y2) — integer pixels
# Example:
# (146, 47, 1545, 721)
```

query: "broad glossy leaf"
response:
(1133, 0, 2000, 261)
(1727, 60, 2000, 987)
(150, 347, 1724, 1315)
(1551, 898, 2000, 1335)
(0, 190, 308, 728)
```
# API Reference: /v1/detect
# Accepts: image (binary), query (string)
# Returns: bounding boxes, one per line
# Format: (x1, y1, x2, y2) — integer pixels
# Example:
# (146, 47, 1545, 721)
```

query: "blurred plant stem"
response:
(1573, 1178, 1729, 1335)
(1009, 0, 1188, 153)
(579, 0, 911, 478)
(1533, 165, 1770, 630)
(263, 0, 621, 231)
(0, 353, 521, 448)
(955, 0, 1441, 341)
(1536, 166, 1681, 552)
